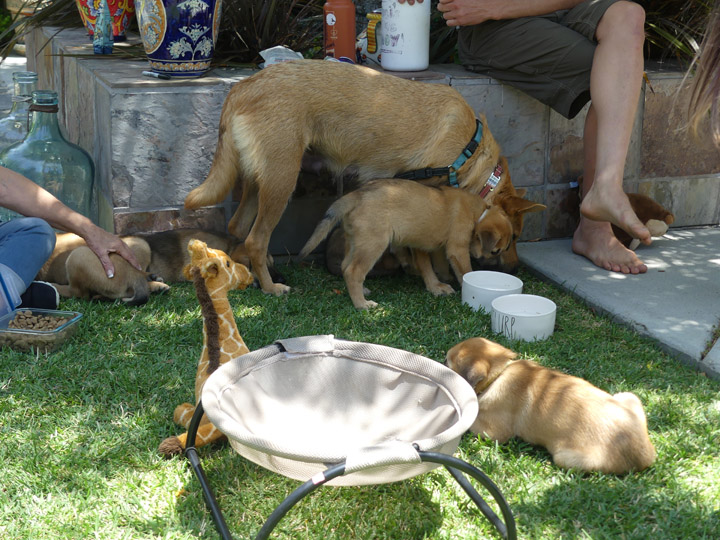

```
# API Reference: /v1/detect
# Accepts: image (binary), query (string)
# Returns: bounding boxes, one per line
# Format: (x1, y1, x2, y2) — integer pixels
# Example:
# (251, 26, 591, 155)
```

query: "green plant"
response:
(215, 0, 324, 64)
(641, 0, 714, 63)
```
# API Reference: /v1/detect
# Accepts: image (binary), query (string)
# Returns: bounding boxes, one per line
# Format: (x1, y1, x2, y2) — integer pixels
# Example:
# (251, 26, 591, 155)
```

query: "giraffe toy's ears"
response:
(201, 259, 221, 279)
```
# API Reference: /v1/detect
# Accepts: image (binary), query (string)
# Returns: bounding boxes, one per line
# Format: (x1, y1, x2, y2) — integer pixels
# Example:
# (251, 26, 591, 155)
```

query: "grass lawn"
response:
(1, 262, 718, 539)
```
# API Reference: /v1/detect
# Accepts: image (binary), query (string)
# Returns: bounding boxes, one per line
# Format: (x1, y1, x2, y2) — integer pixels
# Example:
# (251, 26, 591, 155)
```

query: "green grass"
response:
(1, 263, 718, 539)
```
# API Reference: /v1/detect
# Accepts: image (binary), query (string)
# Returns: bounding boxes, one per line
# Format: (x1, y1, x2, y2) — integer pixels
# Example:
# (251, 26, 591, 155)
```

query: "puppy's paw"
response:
(354, 299, 379, 310)
(150, 281, 171, 294)
(428, 283, 455, 296)
(264, 283, 291, 296)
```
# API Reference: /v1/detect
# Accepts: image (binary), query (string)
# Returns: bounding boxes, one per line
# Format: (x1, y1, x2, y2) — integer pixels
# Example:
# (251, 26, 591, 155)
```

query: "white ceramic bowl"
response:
(491, 294, 557, 341)
(462, 271, 523, 313)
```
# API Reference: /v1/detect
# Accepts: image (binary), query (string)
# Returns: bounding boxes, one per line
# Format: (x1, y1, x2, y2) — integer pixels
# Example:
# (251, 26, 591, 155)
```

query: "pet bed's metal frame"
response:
(184, 401, 517, 540)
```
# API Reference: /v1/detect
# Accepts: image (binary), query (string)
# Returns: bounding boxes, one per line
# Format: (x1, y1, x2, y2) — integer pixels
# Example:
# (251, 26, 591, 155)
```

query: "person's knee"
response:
(597, 1, 645, 44)
(23, 217, 56, 258)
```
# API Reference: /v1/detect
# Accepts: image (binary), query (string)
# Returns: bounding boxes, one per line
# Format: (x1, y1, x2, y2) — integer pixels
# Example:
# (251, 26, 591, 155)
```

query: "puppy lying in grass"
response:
(445, 337, 656, 474)
(299, 179, 513, 309)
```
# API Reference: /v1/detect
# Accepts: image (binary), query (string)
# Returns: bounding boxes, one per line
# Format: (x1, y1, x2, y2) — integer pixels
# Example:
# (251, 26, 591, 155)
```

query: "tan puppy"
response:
(184, 59, 544, 296)
(60, 245, 169, 305)
(445, 337, 656, 474)
(298, 179, 513, 309)
(37, 229, 281, 304)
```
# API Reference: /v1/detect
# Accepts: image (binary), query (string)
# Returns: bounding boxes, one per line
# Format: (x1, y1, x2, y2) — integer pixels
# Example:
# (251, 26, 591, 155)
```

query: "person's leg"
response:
(0, 218, 56, 308)
(580, 2, 650, 236)
(571, 1, 649, 274)
(572, 106, 647, 273)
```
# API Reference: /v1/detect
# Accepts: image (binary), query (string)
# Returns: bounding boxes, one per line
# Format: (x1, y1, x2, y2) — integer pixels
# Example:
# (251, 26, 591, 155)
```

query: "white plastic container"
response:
(491, 294, 557, 342)
(380, 0, 430, 71)
(462, 271, 523, 313)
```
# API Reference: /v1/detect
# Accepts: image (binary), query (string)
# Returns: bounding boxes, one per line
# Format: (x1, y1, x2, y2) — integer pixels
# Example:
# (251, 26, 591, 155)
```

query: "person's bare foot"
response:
(572, 218, 648, 274)
(581, 182, 652, 246)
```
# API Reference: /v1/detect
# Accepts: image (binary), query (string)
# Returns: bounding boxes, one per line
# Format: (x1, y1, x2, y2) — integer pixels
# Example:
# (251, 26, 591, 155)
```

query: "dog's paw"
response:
(264, 282, 291, 296)
(150, 281, 171, 294)
(354, 299, 379, 310)
(428, 283, 455, 296)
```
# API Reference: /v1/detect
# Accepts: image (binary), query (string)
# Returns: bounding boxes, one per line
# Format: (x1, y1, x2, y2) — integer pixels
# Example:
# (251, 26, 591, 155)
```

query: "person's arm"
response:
(0, 166, 141, 278)
(437, 0, 586, 27)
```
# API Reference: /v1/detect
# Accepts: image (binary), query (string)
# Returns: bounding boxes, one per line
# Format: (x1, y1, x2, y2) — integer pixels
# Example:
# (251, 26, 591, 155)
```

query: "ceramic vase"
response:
(136, 0, 223, 78)
(75, 0, 135, 42)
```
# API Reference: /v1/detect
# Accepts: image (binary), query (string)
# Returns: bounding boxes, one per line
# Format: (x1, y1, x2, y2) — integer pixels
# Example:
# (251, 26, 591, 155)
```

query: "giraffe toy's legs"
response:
(158, 402, 228, 456)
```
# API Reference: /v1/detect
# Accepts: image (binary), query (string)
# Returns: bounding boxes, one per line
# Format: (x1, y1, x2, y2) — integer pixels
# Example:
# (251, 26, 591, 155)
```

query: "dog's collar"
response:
(448, 118, 483, 187)
(479, 163, 503, 199)
(394, 119, 483, 187)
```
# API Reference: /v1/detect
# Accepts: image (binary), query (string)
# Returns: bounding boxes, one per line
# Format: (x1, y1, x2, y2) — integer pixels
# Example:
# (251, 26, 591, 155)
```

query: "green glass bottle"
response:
(0, 90, 96, 222)
(0, 71, 38, 152)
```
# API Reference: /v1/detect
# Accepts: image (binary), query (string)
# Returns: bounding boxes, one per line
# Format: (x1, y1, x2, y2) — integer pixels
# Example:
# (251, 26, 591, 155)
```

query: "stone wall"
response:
(25, 26, 720, 255)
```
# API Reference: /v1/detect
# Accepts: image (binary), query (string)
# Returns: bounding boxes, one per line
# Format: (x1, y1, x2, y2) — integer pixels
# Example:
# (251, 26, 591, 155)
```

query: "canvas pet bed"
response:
(185, 335, 516, 539)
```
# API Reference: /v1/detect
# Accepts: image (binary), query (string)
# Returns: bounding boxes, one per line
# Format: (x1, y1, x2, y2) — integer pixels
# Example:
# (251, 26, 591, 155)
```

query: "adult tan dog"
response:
(184, 59, 545, 296)
(298, 179, 514, 309)
(445, 337, 656, 474)
(37, 229, 278, 304)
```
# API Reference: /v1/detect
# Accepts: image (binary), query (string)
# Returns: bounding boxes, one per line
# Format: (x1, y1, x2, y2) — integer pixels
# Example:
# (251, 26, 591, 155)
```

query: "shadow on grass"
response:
(512, 472, 720, 539)
(174, 448, 445, 540)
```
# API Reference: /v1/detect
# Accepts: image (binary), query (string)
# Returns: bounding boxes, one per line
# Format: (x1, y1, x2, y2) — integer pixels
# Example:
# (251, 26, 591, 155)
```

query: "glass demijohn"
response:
(0, 71, 38, 152)
(0, 90, 95, 223)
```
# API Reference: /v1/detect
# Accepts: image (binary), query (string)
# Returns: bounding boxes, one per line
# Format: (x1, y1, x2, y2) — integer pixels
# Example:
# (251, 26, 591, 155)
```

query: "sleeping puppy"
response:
(298, 179, 514, 309)
(36, 229, 282, 304)
(445, 337, 656, 474)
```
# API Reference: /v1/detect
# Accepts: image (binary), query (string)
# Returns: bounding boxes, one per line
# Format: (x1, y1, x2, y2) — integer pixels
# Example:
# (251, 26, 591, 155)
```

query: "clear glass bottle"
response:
(0, 90, 96, 222)
(0, 71, 38, 153)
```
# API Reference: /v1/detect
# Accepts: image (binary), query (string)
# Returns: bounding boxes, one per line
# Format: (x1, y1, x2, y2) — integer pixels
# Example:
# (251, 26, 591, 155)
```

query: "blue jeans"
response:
(0, 217, 56, 288)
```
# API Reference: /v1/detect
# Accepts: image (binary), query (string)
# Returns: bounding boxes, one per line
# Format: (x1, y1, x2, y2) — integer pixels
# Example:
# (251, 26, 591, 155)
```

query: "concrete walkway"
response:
(517, 226, 720, 379)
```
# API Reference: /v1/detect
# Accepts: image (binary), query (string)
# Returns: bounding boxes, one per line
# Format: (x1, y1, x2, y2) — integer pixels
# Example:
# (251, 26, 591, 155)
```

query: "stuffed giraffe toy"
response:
(158, 239, 254, 457)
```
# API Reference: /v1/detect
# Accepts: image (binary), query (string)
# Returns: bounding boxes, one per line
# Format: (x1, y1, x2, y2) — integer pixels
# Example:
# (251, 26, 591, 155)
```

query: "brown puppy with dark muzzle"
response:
(184, 59, 544, 295)
(299, 179, 513, 309)
(446, 337, 656, 475)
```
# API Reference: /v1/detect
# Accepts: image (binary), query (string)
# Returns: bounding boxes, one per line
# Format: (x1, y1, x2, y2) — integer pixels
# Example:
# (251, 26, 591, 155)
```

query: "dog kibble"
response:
(8, 310, 70, 331)
(0, 310, 79, 352)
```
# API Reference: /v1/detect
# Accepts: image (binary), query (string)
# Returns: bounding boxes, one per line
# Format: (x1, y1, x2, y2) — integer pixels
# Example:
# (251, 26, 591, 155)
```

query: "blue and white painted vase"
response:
(136, 0, 223, 78)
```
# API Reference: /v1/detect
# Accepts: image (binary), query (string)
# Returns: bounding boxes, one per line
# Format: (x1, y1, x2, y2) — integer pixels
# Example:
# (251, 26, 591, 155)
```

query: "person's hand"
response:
(437, 0, 499, 27)
(82, 226, 142, 278)
(398, 0, 424, 5)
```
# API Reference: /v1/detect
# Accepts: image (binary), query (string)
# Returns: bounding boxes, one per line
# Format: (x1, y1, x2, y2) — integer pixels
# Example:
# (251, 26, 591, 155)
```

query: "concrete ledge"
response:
(25, 26, 720, 255)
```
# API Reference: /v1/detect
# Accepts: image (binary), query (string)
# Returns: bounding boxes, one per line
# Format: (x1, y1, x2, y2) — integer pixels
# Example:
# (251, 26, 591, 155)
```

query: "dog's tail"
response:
(185, 124, 240, 210)
(298, 198, 351, 259)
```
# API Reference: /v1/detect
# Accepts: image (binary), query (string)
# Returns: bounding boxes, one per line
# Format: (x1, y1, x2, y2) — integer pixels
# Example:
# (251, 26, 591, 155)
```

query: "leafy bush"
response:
(0, 0, 713, 66)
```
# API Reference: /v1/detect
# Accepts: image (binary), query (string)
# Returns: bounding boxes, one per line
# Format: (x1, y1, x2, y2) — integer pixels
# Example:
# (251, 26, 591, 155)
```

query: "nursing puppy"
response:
(445, 337, 656, 474)
(298, 179, 513, 309)
(184, 59, 543, 296)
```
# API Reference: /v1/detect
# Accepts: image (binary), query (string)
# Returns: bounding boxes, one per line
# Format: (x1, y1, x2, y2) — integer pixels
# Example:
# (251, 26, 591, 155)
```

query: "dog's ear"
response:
(465, 362, 490, 393)
(480, 229, 500, 253)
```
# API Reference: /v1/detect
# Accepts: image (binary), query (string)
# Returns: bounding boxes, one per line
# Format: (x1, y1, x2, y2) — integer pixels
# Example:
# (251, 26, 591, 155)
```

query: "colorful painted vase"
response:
(75, 0, 135, 42)
(136, 0, 223, 78)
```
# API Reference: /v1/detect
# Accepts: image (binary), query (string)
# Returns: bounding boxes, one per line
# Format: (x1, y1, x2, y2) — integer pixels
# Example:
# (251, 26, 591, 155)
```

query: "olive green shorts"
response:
(457, 0, 626, 119)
